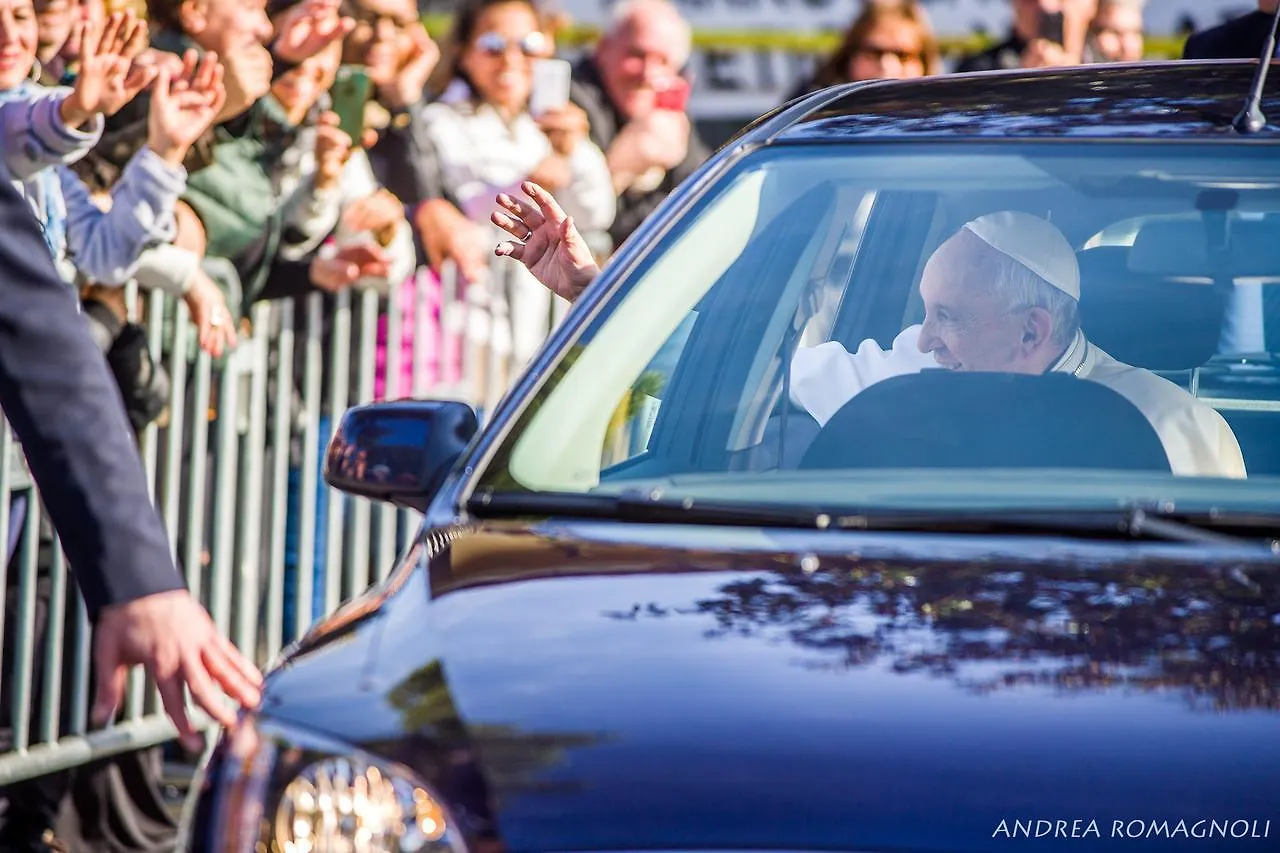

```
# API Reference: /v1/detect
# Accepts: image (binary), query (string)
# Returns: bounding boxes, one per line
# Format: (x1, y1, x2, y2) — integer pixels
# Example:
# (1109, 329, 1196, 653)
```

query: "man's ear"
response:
(178, 0, 209, 37)
(1021, 306, 1055, 352)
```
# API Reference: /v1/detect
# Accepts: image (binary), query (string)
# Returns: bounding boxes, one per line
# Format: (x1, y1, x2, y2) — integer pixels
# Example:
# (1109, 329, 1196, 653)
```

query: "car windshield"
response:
(474, 142, 1280, 515)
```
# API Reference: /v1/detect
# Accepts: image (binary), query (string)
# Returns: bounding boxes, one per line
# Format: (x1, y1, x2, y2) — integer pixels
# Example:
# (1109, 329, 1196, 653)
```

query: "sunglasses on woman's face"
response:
(474, 30, 547, 57)
(857, 45, 923, 65)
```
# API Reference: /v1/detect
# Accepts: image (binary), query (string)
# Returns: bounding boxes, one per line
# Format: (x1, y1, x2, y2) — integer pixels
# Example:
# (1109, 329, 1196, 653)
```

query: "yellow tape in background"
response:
(421, 16, 1189, 60)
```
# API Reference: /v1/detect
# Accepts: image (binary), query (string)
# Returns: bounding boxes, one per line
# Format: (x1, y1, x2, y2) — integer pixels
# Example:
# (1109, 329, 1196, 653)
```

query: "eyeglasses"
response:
(473, 30, 547, 57)
(856, 46, 924, 65)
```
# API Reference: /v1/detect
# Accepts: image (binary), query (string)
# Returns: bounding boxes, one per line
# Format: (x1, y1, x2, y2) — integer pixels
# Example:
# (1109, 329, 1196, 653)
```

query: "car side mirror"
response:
(323, 400, 479, 511)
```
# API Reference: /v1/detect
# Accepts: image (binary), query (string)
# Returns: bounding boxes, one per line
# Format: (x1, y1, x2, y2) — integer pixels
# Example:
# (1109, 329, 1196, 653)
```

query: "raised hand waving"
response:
(492, 182, 601, 304)
(63, 11, 155, 127)
(146, 50, 227, 167)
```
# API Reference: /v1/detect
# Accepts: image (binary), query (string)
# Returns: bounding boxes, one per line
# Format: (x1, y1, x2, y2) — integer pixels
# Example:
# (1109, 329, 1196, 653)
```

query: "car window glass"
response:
(479, 143, 1280, 514)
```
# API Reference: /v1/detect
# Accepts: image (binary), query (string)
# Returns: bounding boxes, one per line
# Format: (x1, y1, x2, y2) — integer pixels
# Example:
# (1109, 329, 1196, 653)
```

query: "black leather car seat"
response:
(797, 370, 1171, 473)
(1076, 245, 1225, 373)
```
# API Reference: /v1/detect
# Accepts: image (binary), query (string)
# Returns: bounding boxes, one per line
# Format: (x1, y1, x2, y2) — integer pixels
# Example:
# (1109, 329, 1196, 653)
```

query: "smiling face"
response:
(916, 230, 1066, 374)
(846, 15, 927, 81)
(0, 0, 38, 90)
(594, 0, 689, 120)
(458, 0, 544, 113)
(341, 0, 418, 86)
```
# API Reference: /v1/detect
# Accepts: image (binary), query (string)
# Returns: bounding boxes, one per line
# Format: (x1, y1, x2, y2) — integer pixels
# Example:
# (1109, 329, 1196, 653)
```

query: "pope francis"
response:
(490, 183, 1246, 480)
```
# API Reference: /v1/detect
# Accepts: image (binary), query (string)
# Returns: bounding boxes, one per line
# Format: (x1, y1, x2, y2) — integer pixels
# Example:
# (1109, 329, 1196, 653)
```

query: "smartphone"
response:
(654, 76, 691, 112)
(1038, 9, 1065, 46)
(330, 65, 372, 141)
(529, 58, 572, 118)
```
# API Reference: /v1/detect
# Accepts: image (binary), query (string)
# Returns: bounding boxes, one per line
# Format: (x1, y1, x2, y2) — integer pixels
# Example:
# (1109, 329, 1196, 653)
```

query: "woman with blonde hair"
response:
(789, 0, 941, 99)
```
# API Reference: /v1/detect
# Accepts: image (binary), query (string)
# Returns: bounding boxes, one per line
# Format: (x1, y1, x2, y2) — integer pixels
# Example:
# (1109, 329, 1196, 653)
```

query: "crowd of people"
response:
(0, 0, 1274, 850)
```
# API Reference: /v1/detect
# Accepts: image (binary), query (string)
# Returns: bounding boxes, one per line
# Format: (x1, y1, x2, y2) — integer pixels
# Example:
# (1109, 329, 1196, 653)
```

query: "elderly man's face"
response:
(916, 232, 1059, 373)
(595, 7, 687, 120)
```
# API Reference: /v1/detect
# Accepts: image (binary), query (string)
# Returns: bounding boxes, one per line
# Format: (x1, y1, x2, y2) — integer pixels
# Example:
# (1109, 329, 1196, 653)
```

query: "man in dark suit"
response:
(1183, 0, 1279, 59)
(0, 176, 261, 749)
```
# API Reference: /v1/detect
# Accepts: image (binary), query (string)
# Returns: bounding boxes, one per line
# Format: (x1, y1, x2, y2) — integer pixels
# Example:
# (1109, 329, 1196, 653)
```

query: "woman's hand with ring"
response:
(182, 270, 237, 357)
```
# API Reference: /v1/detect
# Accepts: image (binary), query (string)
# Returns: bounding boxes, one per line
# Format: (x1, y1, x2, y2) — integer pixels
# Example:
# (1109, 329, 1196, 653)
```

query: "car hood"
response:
(268, 521, 1280, 853)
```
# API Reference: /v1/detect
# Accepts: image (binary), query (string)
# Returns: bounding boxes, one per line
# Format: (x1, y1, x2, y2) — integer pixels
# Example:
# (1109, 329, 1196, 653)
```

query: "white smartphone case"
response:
(530, 58, 572, 118)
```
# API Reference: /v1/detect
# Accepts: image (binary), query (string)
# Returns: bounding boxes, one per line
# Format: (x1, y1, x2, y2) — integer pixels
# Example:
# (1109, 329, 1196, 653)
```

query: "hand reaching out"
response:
(93, 590, 262, 752)
(273, 0, 354, 65)
(62, 11, 154, 128)
(378, 23, 440, 110)
(342, 188, 405, 247)
(313, 111, 355, 192)
(182, 268, 238, 358)
(310, 242, 392, 292)
(147, 50, 227, 168)
(414, 198, 489, 282)
(492, 181, 600, 303)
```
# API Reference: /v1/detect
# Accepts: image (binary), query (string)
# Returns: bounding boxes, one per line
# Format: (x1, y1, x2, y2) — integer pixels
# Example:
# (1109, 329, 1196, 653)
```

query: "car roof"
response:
(770, 61, 1280, 143)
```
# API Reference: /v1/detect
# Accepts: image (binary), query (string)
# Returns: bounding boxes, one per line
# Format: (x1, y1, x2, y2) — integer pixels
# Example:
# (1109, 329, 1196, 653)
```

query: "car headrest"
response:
(1129, 217, 1280, 278)
(1077, 246, 1225, 372)
(798, 370, 1171, 473)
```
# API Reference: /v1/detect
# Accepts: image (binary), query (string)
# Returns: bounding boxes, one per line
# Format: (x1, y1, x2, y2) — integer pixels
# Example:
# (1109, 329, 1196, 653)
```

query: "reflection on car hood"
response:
(271, 522, 1280, 853)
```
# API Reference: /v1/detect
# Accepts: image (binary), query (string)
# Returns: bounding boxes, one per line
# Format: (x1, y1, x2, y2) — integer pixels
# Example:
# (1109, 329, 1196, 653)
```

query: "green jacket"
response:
(121, 29, 298, 312)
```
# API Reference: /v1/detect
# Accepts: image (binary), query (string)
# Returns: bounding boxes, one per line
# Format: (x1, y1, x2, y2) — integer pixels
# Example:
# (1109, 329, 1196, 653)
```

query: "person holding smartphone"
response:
(419, 0, 614, 374)
(956, 0, 1099, 72)
(568, 0, 709, 249)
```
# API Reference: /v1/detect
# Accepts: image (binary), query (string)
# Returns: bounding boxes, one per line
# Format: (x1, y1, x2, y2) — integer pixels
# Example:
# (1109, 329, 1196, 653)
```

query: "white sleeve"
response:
(130, 242, 201, 296)
(789, 325, 936, 426)
(1, 87, 103, 180)
(420, 104, 490, 220)
(555, 138, 616, 234)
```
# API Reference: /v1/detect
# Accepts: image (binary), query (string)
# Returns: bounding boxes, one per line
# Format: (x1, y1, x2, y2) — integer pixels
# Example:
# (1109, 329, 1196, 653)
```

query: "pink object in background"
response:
(374, 267, 464, 400)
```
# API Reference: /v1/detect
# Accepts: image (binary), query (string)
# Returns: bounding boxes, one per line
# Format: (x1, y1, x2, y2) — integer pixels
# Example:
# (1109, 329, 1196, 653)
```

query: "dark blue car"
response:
(187, 59, 1280, 853)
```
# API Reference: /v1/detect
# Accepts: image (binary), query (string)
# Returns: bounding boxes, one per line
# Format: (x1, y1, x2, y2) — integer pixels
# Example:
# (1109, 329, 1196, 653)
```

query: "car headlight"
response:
(189, 715, 470, 853)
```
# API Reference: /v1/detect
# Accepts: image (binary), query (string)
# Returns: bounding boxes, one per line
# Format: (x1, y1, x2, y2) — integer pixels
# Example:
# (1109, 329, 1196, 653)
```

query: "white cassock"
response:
(789, 325, 1247, 479)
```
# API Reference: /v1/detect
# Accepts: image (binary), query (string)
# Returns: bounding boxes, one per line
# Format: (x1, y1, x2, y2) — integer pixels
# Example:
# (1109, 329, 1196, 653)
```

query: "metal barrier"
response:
(0, 252, 561, 786)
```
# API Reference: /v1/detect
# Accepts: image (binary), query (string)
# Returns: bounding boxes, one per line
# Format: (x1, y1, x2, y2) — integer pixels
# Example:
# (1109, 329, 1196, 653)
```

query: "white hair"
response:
(603, 0, 693, 67)
(945, 228, 1080, 349)
(985, 248, 1081, 349)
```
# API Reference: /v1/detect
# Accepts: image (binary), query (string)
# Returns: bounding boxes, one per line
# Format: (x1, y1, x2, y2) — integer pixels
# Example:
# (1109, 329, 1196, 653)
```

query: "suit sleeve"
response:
(0, 179, 183, 620)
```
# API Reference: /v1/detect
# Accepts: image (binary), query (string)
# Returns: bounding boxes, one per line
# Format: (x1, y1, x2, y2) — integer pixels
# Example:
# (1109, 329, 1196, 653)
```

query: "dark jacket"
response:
(955, 34, 1028, 73)
(0, 178, 182, 621)
(365, 100, 458, 211)
(1183, 10, 1275, 60)
(570, 57, 711, 250)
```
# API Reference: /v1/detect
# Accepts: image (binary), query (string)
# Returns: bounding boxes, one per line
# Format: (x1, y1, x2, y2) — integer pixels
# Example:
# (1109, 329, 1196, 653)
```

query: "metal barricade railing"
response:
(0, 248, 570, 786)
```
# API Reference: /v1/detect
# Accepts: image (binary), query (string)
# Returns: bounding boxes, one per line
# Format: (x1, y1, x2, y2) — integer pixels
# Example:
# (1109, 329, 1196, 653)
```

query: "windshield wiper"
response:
(468, 490, 1276, 549)
(841, 506, 1269, 547)
(468, 489, 824, 528)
